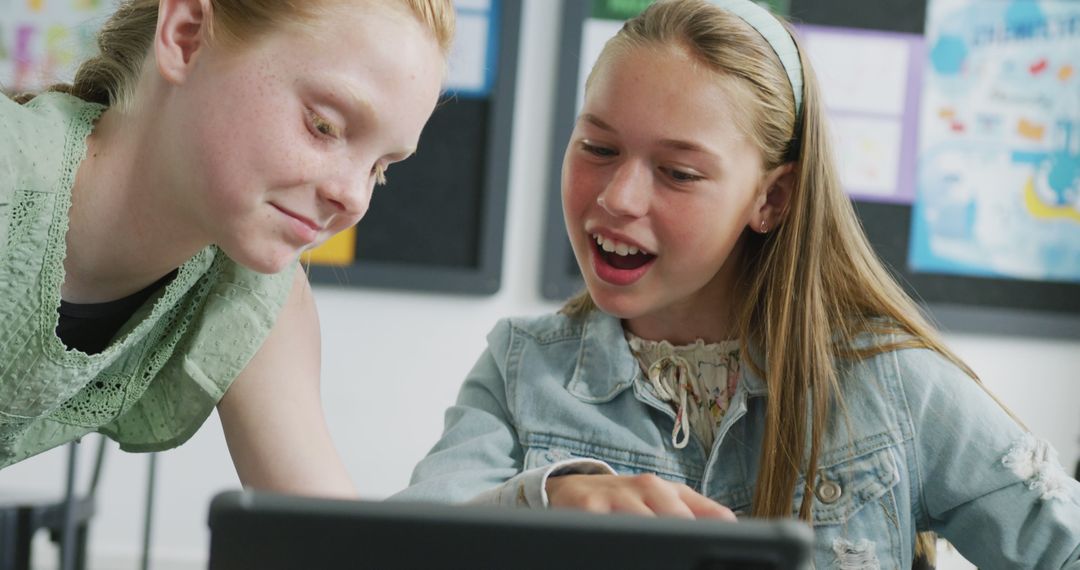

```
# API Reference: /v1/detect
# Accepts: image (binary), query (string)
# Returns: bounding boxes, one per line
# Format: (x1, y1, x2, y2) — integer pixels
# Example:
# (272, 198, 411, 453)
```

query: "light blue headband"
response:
(709, 0, 803, 119)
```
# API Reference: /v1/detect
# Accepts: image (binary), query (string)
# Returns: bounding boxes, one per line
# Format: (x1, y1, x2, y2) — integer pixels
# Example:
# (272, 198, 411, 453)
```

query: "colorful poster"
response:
(0, 0, 115, 94)
(910, 0, 1080, 283)
(1, 0, 490, 97)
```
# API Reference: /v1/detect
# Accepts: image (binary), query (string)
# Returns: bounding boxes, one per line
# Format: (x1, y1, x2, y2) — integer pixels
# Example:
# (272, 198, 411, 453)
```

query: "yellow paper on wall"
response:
(301, 226, 356, 266)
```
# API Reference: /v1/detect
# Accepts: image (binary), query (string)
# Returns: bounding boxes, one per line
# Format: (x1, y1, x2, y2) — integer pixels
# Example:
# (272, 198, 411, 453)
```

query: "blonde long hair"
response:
(562, 0, 995, 556)
(16, 0, 454, 107)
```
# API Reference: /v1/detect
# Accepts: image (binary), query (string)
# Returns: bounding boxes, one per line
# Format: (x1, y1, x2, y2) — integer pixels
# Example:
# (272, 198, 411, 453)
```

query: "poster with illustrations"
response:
(1, 0, 490, 97)
(0, 0, 116, 94)
(910, 0, 1080, 283)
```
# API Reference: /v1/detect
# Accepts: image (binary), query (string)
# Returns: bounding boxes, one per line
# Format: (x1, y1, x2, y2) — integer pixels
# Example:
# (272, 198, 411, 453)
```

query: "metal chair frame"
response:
(0, 438, 107, 570)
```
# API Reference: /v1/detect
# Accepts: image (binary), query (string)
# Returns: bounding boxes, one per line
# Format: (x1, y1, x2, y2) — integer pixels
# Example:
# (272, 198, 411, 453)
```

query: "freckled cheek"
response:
(259, 147, 325, 192)
(562, 185, 589, 218)
(192, 149, 248, 212)
(232, 96, 305, 177)
(562, 165, 603, 218)
(655, 210, 717, 255)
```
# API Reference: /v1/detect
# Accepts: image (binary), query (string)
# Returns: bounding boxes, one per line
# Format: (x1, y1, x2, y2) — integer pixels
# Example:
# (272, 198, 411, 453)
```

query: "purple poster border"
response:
(794, 24, 925, 206)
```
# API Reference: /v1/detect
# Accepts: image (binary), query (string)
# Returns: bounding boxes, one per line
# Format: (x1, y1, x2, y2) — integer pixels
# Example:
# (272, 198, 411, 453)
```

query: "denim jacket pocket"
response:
(797, 446, 904, 569)
(798, 446, 901, 524)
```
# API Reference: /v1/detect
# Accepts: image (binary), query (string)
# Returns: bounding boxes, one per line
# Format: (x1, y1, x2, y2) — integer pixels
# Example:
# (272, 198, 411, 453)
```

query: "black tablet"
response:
(207, 490, 813, 569)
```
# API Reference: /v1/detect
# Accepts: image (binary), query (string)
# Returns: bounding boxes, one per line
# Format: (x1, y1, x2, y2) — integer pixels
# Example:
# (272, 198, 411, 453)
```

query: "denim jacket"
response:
(394, 310, 1080, 569)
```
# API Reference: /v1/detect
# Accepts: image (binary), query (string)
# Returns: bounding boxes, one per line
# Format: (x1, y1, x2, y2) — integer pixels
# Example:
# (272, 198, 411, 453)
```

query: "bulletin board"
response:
(540, 0, 1080, 338)
(1, 0, 521, 296)
(305, 0, 521, 295)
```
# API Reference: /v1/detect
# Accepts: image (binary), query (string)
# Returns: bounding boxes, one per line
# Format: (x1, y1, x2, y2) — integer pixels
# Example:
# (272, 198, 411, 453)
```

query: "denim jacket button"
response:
(816, 478, 843, 504)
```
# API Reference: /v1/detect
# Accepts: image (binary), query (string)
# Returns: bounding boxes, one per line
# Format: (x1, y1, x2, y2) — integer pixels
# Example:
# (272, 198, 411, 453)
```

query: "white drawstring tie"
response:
(647, 355, 693, 449)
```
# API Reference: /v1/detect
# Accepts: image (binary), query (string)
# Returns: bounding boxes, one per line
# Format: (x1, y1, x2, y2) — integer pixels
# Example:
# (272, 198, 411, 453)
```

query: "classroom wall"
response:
(1, 1, 1078, 568)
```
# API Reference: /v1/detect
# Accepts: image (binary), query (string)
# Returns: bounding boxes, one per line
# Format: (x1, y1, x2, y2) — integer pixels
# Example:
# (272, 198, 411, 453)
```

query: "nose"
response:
(597, 160, 650, 218)
(317, 168, 373, 221)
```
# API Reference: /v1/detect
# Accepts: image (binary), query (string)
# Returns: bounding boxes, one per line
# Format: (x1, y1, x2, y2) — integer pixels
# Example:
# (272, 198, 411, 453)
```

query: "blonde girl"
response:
(395, 0, 1080, 566)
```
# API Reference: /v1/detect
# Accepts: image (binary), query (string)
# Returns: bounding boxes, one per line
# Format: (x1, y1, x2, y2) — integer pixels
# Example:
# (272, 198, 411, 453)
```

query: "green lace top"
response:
(0, 92, 294, 468)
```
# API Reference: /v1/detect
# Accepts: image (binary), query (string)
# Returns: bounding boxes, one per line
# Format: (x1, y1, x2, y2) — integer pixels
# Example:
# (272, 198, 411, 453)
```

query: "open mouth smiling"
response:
(592, 233, 656, 271)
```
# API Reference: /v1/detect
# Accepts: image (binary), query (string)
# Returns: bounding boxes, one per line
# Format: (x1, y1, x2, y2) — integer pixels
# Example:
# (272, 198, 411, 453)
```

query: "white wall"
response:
(1, 1, 1078, 568)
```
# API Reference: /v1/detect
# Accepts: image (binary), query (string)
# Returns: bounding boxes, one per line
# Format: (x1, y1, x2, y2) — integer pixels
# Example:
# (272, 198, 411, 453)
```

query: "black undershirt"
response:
(55, 270, 178, 355)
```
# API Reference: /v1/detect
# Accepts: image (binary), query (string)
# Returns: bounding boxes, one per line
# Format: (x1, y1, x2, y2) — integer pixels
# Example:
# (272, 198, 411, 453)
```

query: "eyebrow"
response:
(581, 113, 615, 132)
(658, 138, 714, 154)
(326, 79, 377, 123)
(580, 113, 720, 157)
(312, 76, 417, 159)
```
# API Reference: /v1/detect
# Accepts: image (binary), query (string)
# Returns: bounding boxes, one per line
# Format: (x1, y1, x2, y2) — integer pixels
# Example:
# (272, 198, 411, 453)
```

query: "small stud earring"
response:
(760, 219, 768, 234)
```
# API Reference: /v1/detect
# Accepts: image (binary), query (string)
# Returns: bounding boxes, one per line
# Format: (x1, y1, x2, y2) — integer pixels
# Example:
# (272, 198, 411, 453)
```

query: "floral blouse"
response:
(625, 332, 742, 451)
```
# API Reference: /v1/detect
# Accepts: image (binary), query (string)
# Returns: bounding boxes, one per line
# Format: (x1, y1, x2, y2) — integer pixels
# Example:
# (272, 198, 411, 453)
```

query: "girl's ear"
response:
(753, 162, 796, 234)
(155, 0, 212, 85)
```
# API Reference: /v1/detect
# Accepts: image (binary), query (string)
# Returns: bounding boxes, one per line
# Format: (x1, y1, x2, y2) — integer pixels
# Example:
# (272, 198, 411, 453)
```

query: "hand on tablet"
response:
(546, 473, 736, 521)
